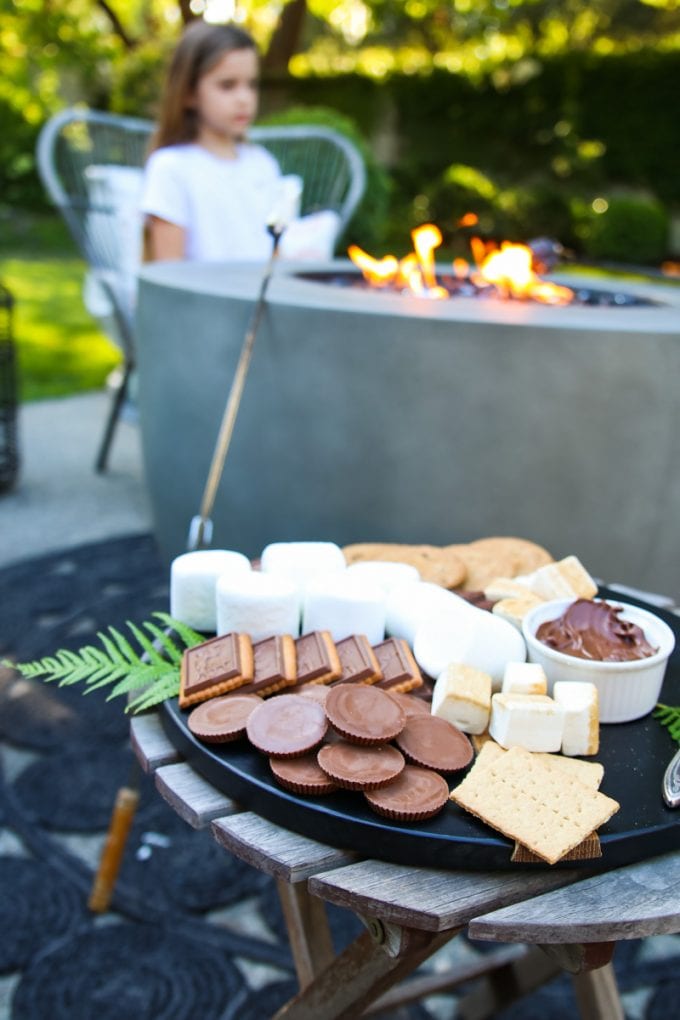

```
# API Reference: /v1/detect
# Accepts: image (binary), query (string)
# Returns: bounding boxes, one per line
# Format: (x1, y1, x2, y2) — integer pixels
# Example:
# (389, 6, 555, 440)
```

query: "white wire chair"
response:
(36, 107, 366, 472)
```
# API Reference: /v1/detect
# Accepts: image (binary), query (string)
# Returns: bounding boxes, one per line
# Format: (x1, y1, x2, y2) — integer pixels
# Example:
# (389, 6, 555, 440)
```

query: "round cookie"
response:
(325, 685, 406, 745)
(395, 715, 473, 773)
(364, 766, 450, 821)
(187, 694, 262, 743)
(246, 694, 328, 758)
(317, 742, 405, 790)
(447, 537, 553, 592)
(342, 543, 467, 590)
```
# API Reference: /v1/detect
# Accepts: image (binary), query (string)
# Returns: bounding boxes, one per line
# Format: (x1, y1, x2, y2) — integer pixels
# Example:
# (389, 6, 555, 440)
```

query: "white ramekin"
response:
(521, 598, 676, 724)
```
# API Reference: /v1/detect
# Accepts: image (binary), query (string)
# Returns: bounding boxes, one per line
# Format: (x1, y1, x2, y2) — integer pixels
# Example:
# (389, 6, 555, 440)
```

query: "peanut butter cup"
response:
(317, 741, 405, 790)
(364, 766, 450, 821)
(187, 693, 262, 743)
(325, 684, 406, 745)
(246, 694, 328, 758)
(386, 691, 432, 719)
(269, 754, 338, 796)
(395, 715, 473, 773)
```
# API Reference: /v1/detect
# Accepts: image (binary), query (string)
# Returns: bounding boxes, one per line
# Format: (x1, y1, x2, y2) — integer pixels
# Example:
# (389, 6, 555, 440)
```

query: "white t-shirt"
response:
(140, 142, 282, 262)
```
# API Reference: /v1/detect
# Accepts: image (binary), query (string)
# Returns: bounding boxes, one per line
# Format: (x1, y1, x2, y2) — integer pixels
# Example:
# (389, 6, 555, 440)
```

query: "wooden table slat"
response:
(212, 813, 355, 883)
(468, 850, 680, 944)
(155, 762, 239, 829)
(309, 858, 584, 933)
(130, 714, 181, 773)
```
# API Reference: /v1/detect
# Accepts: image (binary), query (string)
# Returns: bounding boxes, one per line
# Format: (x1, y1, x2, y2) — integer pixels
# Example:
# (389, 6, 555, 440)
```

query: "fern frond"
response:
(126, 673, 182, 713)
(654, 703, 680, 747)
(153, 613, 205, 649)
(4, 615, 202, 712)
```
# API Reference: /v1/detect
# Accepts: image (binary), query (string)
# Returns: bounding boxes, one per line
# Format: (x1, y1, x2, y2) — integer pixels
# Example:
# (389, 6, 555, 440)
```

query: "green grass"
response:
(0, 214, 121, 403)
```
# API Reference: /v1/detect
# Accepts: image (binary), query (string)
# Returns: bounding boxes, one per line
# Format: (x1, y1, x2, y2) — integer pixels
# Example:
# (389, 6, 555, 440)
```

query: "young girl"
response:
(141, 21, 282, 262)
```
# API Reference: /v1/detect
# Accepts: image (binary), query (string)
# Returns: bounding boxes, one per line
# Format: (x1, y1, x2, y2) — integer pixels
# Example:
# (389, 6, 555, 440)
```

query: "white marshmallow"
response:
(553, 681, 599, 757)
(216, 572, 300, 641)
(413, 610, 526, 687)
(302, 574, 386, 644)
(346, 560, 420, 594)
(386, 581, 476, 645)
(489, 693, 565, 753)
(432, 663, 492, 735)
(502, 662, 548, 696)
(170, 549, 251, 632)
(260, 541, 346, 590)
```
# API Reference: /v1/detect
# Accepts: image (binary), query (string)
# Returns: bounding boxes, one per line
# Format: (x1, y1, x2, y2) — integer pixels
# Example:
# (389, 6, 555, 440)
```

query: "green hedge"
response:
(6, 47, 680, 262)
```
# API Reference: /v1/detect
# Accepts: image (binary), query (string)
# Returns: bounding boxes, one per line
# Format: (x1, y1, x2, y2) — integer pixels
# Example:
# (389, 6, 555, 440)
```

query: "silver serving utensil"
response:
(662, 748, 680, 808)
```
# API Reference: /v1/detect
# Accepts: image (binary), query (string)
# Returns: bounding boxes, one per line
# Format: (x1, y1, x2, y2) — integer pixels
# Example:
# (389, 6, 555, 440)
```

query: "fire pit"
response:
(135, 258, 680, 600)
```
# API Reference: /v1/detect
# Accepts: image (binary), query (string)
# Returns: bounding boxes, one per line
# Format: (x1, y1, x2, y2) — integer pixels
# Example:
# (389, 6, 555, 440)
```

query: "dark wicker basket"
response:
(0, 282, 18, 492)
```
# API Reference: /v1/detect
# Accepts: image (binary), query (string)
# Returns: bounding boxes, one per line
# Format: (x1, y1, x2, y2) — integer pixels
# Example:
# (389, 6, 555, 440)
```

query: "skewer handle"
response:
(88, 785, 140, 913)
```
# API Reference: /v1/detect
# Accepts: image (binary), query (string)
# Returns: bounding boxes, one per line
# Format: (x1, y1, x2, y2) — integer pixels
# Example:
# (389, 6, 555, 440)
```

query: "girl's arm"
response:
(145, 215, 187, 261)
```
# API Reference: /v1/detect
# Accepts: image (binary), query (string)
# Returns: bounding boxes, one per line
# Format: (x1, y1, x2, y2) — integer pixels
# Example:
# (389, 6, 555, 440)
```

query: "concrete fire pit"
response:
(135, 260, 680, 599)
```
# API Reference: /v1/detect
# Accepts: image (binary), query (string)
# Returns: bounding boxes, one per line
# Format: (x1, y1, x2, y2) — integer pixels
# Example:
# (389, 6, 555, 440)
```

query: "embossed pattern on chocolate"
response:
(237, 635, 297, 697)
(179, 632, 254, 708)
(334, 634, 383, 685)
(294, 631, 343, 685)
(373, 637, 423, 694)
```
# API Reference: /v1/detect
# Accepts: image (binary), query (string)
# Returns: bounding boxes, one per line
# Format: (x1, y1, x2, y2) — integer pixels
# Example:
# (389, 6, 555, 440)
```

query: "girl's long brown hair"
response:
(150, 21, 257, 153)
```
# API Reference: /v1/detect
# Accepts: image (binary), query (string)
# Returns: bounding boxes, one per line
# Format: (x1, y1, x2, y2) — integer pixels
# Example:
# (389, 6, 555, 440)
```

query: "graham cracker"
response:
(450, 745, 619, 865)
(342, 542, 467, 588)
(512, 832, 602, 863)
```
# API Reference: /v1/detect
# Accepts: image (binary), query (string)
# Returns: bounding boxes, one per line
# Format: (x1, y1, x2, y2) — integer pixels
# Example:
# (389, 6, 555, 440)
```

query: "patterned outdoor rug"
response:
(0, 534, 678, 1019)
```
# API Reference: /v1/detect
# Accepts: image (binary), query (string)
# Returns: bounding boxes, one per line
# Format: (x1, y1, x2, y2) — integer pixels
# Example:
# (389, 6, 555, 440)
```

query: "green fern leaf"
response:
(654, 703, 680, 747)
(127, 674, 182, 714)
(107, 664, 180, 699)
(141, 621, 185, 665)
(153, 613, 205, 649)
(124, 621, 167, 666)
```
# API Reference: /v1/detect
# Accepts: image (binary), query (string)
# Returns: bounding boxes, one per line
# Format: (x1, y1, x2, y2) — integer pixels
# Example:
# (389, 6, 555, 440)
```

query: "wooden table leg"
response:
(276, 878, 336, 990)
(273, 925, 459, 1020)
(572, 963, 624, 1020)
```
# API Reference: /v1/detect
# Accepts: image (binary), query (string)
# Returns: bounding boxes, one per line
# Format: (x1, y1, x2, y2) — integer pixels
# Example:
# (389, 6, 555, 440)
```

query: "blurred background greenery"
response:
(1, 0, 679, 399)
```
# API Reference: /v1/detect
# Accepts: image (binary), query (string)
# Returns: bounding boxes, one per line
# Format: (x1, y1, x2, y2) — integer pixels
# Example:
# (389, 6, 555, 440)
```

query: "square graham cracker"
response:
(474, 742, 604, 790)
(450, 745, 619, 865)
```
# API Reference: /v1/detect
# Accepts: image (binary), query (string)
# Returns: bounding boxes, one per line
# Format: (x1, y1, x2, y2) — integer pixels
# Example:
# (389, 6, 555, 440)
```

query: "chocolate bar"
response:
(237, 635, 297, 697)
(293, 631, 342, 685)
(372, 637, 423, 694)
(179, 632, 254, 708)
(333, 634, 383, 685)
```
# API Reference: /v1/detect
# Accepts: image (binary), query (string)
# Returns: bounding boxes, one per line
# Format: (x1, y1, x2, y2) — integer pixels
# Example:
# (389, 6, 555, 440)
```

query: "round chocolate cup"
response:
(269, 754, 338, 796)
(364, 766, 450, 821)
(395, 715, 473, 773)
(325, 685, 406, 745)
(246, 694, 328, 758)
(386, 692, 431, 719)
(317, 742, 405, 790)
(187, 693, 262, 743)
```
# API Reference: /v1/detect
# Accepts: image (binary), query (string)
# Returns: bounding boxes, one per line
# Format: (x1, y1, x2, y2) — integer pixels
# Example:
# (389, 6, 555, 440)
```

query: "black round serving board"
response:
(160, 588, 680, 871)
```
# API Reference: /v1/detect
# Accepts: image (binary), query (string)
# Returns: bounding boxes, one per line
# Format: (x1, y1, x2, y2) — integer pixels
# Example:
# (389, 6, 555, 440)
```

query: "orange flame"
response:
(347, 245, 398, 287)
(348, 219, 573, 305)
(475, 242, 573, 304)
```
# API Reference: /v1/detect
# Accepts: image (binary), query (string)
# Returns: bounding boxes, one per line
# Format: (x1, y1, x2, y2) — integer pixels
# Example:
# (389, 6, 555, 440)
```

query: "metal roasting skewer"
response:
(88, 203, 294, 912)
